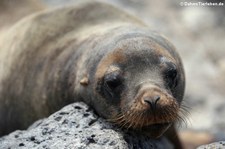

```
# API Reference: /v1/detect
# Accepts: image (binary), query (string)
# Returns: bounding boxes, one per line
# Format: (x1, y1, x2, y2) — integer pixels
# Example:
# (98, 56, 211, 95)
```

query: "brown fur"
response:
(95, 48, 126, 80)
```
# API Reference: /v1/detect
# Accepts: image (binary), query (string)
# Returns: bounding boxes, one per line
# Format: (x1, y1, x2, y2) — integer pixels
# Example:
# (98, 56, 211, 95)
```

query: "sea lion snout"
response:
(139, 85, 162, 107)
(137, 85, 178, 117)
(131, 85, 180, 138)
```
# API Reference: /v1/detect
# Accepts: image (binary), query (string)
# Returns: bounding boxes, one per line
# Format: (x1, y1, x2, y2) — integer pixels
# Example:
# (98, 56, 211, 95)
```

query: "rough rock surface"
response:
(197, 141, 225, 149)
(0, 102, 173, 149)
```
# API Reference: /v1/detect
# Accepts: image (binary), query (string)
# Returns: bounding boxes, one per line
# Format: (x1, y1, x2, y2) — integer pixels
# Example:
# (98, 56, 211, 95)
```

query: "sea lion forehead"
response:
(95, 34, 176, 80)
(123, 36, 174, 57)
(115, 36, 177, 64)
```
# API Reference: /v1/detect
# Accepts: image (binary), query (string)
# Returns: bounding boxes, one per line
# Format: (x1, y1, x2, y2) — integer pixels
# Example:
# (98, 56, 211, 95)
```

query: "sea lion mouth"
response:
(105, 76, 183, 138)
(108, 97, 180, 138)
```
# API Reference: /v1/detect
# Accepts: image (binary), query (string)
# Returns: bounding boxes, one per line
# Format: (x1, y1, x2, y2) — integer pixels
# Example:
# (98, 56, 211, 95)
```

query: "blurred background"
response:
(1, 0, 225, 148)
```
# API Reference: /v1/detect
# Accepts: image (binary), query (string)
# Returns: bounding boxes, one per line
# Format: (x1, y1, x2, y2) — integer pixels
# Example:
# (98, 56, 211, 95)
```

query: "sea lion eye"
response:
(167, 67, 177, 80)
(164, 63, 178, 88)
(104, 72, 123, 91)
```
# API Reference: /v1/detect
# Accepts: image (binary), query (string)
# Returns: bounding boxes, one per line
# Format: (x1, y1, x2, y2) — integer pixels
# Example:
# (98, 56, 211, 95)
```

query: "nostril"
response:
(144, 98, 150, 104)
(143, 95, 161, 107)
(153, 95, 160, 104)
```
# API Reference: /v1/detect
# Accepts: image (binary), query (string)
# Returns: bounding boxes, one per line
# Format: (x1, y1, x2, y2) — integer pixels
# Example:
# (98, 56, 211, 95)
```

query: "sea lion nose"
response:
(143, 95, 161, 109)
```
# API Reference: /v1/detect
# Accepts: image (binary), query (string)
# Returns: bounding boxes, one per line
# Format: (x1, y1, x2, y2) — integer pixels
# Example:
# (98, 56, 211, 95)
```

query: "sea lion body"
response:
(0, 1, 185, 145)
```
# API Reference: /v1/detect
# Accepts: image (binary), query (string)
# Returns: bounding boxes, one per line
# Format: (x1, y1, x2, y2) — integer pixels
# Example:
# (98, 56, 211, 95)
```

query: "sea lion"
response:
(0, 1, 185, 147)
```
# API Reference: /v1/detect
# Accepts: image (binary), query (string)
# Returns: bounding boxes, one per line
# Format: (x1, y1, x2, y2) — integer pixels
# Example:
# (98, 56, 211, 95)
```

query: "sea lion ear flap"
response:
(80, 76, 89, 86)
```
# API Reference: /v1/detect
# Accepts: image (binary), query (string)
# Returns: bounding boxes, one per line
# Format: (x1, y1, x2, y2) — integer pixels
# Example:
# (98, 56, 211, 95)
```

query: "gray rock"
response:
(0, 102, 173, 149)
(197, 141, 225, 149)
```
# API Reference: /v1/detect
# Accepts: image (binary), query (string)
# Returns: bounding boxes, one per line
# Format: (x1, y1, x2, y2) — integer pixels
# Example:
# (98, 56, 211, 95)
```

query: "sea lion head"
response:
(82, 30, 185, 138)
